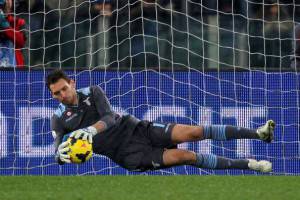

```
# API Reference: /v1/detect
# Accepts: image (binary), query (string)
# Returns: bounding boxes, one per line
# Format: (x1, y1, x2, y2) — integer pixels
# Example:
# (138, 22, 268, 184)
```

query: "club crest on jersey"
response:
(83, 97, 91, 106)
(66, 111, 72, 116)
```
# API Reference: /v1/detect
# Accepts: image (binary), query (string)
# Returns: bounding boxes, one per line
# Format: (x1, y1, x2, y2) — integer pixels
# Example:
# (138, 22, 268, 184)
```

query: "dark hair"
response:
(46, 69, 71, 90)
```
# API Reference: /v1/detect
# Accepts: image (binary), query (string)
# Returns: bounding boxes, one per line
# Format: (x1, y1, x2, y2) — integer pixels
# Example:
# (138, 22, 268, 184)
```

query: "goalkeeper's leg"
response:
(171, 120, 275, 143)
(162, 149, 272, 172)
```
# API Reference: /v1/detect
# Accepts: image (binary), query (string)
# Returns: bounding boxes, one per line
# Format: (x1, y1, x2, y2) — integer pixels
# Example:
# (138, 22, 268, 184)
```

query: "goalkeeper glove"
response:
(69, 126, 98, 143)
(0, 10, 9, 29)
(57, 141, 71, 163)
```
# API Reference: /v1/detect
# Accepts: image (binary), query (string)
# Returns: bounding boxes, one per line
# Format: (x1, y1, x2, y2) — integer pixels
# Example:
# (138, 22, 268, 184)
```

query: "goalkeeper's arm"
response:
(70, 112, 118, 143)
(51, 115, 70, 164)
(91, 85, 121, 133)
(70, 85, 120, 143)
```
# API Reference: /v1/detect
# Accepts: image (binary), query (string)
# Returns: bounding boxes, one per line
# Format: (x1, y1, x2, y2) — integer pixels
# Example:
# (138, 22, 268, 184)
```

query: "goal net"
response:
(0, 0, 299, 175)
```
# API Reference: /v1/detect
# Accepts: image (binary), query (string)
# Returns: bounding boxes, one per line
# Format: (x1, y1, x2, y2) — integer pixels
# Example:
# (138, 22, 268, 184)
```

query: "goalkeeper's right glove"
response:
(69, 126, 98, 144)
(0, 10, 9, 29)
(56, 141, 71, 163)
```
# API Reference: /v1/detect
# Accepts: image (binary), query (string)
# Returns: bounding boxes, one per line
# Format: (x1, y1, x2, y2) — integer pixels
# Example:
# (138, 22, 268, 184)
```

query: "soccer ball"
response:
(67, 137, 93, 164)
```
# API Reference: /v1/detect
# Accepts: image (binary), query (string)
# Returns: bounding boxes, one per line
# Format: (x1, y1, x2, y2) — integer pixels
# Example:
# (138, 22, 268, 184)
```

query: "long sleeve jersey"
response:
(51, 85, 139, 164)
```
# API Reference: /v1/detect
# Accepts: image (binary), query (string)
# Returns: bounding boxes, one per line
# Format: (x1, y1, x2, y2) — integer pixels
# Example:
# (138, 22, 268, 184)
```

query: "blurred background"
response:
(8, 0, 300, 70)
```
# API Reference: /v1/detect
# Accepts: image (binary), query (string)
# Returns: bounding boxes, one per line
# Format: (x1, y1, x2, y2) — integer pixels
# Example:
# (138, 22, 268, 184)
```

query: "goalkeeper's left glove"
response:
(69, 126, 98, 143)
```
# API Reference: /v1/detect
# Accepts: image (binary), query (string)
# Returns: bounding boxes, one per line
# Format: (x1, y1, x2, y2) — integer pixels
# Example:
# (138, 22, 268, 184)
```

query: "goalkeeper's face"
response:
(49, 78, 77, 105)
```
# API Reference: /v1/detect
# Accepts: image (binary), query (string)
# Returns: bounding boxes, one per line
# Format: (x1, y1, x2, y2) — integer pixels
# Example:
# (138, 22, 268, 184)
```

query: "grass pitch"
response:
(0, 176, 298, 200)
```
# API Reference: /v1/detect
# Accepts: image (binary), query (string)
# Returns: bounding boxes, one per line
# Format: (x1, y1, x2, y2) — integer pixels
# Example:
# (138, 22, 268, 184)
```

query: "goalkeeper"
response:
(47, 69, 275, 173)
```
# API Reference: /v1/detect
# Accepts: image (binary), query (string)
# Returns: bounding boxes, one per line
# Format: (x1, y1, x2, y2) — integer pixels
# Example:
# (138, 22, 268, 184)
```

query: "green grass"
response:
(0, 176, 298, 200)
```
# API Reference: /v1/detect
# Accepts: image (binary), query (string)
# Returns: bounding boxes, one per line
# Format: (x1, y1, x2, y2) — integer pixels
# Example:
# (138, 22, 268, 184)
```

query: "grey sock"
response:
(194, 154, 250, 169)
(225, 126, 259, 140)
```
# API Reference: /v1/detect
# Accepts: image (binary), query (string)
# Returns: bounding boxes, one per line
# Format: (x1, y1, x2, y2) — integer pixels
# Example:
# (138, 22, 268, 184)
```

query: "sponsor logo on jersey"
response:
(66, 113, 78, 122)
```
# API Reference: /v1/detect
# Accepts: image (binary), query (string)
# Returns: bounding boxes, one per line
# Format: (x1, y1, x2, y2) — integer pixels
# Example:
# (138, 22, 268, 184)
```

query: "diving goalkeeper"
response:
(47, 69, 275, 172)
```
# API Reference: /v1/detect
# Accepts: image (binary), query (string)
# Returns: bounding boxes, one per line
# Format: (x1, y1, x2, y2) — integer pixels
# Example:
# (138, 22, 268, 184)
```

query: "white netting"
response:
(0, 0, 299, 175)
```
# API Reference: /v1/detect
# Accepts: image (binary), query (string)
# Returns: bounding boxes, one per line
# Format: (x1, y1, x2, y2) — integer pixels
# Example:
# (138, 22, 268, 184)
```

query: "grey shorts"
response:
(116, 120, 176, 171)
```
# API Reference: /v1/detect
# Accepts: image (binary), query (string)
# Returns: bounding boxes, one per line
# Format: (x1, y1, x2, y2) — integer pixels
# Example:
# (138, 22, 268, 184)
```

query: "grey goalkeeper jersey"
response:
(51, 85, 139, 164)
